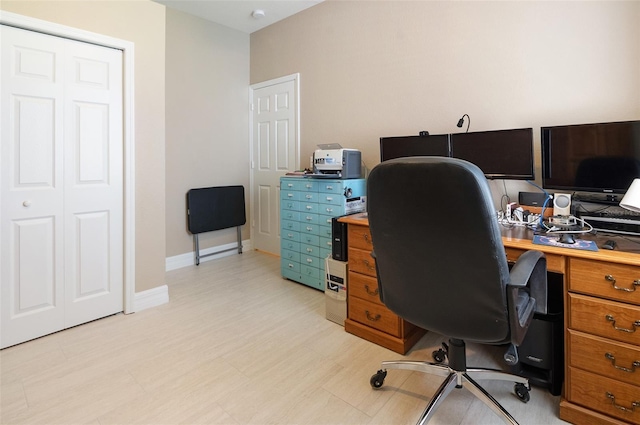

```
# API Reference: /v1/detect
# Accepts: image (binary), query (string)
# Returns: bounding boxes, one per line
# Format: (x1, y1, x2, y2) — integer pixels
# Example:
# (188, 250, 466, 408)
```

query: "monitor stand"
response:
(558, 234, 576, 244)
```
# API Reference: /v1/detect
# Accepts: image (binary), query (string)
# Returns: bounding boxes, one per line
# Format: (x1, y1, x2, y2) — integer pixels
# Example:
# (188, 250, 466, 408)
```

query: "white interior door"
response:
(0, 25, 124, 348)
(250, 74, 299, 255)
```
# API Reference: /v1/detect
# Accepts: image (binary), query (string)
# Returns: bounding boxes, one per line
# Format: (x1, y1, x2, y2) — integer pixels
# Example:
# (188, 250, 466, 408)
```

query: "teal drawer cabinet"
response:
(280, 176, 366, 290)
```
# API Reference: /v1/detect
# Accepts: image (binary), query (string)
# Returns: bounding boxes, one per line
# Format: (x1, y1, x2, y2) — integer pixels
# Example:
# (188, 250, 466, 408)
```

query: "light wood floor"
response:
(1, 251, 569, 425)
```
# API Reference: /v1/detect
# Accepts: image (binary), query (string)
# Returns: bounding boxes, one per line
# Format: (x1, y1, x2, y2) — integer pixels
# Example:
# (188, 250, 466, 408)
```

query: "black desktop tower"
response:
(509, 272, 564, 396)
(331, 216, 349, 261)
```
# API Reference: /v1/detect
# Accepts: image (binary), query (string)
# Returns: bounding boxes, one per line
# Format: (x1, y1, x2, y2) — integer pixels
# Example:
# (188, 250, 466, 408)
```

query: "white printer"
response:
(312, 144, 362, 179)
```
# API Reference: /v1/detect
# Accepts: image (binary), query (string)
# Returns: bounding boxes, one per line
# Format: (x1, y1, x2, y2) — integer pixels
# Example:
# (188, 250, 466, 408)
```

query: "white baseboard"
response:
(165, 239, 252, 271)
(134, 285, 169, 312)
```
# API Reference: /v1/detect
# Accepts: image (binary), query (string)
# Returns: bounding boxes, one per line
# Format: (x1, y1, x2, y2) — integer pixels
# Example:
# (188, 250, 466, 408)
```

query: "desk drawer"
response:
(568, 367, 640, 424)
(349, 296, 400, 336)
(349, 271, 382, 305)
(347, 225, 374, 251)
(348, 247, 377, 277)
(569, 293, 640, 345)
(505, 247, 565, 273)
(569, 258, 640, 305)
(569, 330, 640, 387)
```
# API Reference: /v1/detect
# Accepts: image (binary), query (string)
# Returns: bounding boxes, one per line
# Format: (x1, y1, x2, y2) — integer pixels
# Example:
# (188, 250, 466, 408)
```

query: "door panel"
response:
(251, 76, 299, 255)
(1, 25, 123, 348)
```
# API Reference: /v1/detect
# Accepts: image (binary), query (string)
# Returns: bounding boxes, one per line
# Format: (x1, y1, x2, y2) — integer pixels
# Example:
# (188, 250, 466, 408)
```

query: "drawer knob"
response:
(364, 285, 379, 296)
(605, 314, 640, 333)
(365, 310, 381, 322)
(605, 392, 640, 413)
(605, 274, 640, 292)
(604, 352, 640, 373)
(363, 233, 372, 245)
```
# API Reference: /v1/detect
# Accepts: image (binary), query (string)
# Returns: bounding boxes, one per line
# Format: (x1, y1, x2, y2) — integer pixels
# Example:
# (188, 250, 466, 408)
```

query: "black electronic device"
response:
(449, 128, 535, 180)
(379, 134, 450, 162)
(541, 120, 640, 196)
(519, 192, 550, 207)
(331, 216, 349, 261)
(602, 239, 617, 250)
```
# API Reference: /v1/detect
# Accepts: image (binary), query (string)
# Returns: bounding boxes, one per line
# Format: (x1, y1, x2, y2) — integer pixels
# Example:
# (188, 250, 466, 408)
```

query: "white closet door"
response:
(0, 25, 123, 348)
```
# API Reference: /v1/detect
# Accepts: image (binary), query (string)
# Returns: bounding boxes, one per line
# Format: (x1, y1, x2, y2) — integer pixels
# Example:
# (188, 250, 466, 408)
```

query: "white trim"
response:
(134, 285, 168, 312)
(248, 73, 300, 251)
(0, 11, 136, 314)
(165, 239, 253, 271)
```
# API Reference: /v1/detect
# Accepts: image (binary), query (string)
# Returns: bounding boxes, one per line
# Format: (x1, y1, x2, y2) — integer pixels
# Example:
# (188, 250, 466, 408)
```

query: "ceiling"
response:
(154, 0, 324, 34)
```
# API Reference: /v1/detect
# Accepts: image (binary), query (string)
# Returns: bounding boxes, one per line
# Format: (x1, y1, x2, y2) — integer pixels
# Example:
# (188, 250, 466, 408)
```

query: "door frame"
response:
(248, 73, 300, 252)
(0, 11, 136, 313)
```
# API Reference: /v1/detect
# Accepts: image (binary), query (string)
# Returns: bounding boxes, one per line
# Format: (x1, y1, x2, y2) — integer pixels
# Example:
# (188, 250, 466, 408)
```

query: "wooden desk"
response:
(339, 213, 640, 425)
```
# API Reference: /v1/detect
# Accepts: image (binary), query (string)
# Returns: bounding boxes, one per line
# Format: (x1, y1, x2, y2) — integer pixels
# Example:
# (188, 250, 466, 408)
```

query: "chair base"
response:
(374, 359, 530, 425)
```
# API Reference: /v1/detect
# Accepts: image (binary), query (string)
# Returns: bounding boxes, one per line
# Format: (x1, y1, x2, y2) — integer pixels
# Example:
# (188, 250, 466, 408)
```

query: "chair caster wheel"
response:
(370, 369, 387, 389)
(432, 349, 446, 363)
(514, 383, 530, 403)
(432, 342, 448, 363)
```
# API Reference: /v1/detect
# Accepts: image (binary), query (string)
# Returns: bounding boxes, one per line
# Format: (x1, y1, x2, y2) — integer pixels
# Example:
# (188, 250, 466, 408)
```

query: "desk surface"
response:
(340, 212, 640, 266)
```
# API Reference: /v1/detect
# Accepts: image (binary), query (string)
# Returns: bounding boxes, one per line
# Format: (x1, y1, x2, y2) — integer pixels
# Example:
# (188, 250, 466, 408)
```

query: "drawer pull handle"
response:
(306, 206, 312, 210)
(306, 216, 313, 221)
(306, 248, 313, 253)
(604, 353, 640, 373)
(362, 259, 375, 271)
(306, 226, 313, 231)
(306, 258, 313, 263)
(365, 310, 381, 322)
(605, 315, 640, 333)
(605, 392, 640, 413)
(287, 263, 294, 268)
(363, 233, 372, 245)
(605, 275, 640, 292)
(364, 285, 379, 296)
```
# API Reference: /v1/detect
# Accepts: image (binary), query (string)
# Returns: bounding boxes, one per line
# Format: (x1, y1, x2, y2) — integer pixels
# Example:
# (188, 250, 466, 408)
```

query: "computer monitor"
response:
(541, 120, 640, 195)
(380, 134, 450, 162)
(450, 128, 535, 180)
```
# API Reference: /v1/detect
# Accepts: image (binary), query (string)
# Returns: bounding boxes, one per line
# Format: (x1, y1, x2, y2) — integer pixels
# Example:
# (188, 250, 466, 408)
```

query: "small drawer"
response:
(347, 225, 374, 251)
(300, 212, 319, 225)
(301, 254, 320, 268)
(300, 192, 318, 203)
(568, 367, 640, 423)
(569, 330, 640, 386)
(280, 190, 300, 201)
(281, 259, 300, 272)
(505, 247, 565, 274)
(348, 248, 377, 277)
(300, 223, 320, 236)
(300, 234, 319, 246)
(319, 204, 345, 216)
(348, 296, 400, 336)
(300, 243, 320, 257)
(282, 240, 300, 252)
(319, 225, 332, 240)
(281, 249, 300, 262)
(569, 257, 640, 305)
(349, 271, 382, 305)
(282, 231, 300, 242)
(281, 219, 300, 232)
(281, 210, 300, 221)
(318, 181, 343, 193)
(569, 293, 640, 345)
(299, 202, 319, 214)
(281, 200, 299, 211)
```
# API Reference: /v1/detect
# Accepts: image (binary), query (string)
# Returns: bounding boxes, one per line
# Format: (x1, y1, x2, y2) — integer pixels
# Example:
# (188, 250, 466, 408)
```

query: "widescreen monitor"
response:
(449, 128, 535, 180)
(541, 120, 640, 194)
(380, 134, 450, 162)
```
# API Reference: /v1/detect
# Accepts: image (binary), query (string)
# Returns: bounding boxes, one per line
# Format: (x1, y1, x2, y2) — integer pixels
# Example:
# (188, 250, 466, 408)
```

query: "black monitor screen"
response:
(450, 128, 534, 180)
(380, 134, 450, 162)
(541, 120, 640, 194)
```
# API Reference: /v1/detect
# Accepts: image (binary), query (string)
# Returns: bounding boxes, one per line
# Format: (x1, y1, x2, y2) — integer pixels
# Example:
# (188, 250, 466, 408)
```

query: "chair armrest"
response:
(507, 250, 548, 347)
(509, 250, 548, 315)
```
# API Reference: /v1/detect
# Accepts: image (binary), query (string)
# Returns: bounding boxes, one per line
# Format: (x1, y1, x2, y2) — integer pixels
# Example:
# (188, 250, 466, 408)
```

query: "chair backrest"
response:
(367, 157, 511, 344)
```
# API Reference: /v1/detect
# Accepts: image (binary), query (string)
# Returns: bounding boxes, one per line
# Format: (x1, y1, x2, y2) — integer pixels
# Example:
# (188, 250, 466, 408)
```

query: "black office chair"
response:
(367, 157, 548, 425)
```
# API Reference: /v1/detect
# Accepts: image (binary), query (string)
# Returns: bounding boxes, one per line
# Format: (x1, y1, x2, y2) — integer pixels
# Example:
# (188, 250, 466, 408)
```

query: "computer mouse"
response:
(602, 240, 617, 250)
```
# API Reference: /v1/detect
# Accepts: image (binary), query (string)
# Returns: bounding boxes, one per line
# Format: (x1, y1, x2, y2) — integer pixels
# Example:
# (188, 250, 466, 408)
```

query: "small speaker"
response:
(553, 193, 572, 216)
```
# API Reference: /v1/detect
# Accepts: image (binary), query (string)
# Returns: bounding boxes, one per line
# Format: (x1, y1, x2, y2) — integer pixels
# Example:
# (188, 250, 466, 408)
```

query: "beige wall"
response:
(251, 0, 640, 202)
(165, 9, 250, 258)
(1, 0, 167, 292)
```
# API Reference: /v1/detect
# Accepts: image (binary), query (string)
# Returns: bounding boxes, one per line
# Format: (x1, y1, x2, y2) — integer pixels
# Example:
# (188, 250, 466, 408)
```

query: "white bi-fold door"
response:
(0, 25, 124, 348)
